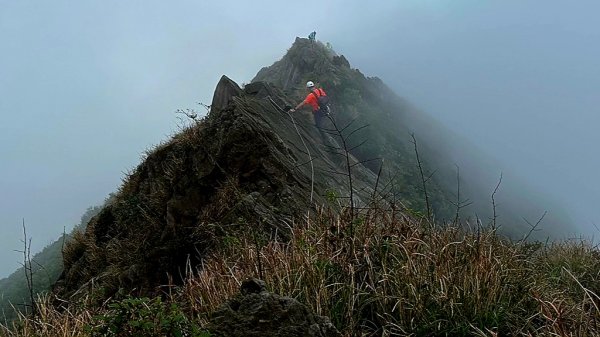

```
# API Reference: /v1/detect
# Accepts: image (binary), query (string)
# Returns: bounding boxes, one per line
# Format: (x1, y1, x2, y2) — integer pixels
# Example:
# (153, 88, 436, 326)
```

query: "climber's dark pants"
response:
(313, 109, 326, 129)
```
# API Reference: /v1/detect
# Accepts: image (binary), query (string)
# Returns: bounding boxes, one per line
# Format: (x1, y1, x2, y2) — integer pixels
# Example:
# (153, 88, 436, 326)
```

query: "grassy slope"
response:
(2, 207, 599, 336)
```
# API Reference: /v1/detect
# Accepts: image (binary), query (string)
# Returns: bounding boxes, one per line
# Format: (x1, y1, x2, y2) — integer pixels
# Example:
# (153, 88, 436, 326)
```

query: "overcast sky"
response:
(1, 1, 598, 277)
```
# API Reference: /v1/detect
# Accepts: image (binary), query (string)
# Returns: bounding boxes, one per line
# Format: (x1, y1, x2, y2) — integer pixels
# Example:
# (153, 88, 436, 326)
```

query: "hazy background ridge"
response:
(1, 0, 598, 277)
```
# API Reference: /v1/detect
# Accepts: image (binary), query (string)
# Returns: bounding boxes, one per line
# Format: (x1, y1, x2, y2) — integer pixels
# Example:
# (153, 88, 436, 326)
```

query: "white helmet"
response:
(306, 81, 315, 88)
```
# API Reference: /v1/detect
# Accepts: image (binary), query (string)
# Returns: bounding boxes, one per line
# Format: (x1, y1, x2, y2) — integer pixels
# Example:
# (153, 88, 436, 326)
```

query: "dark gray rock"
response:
(253, 37, 336, 91)
(332, 55, 350, 68)
(211, 75, 242, 112)
(240, 278, 267, 295)
(209, 278, 341, 337)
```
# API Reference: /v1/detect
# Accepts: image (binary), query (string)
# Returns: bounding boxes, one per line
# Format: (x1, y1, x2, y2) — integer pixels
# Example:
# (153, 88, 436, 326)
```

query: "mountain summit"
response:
(56, 40, 388, 298)
(56, 37, 569, 300)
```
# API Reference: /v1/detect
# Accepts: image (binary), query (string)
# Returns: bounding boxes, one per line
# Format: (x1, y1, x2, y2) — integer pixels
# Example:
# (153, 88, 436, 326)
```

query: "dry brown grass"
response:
(181, 207, 600, 336)
(3, 207, 599, 336)
(0, 295, 95, 337)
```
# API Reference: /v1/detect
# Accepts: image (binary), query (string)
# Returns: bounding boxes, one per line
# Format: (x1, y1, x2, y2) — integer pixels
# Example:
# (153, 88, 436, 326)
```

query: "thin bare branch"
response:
(411, 133, 431, 221)
(345, 124, 370, 139)
(491, 172, 503, 230)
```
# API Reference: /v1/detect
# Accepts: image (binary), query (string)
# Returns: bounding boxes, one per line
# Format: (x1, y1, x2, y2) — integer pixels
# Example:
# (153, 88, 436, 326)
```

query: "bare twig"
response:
(197, 102, 211, 113)
(491, 173, 503, 230)
(371, 159, 385, 204)
(19, 220, 36, 316)
(410, 133, 431, 221)
(349, 157, 381, 168)
(519, 211, 547, 243)
(175, 108, 198, 120)
(450, 165, 472, 225)
(327, 116, 356, 226)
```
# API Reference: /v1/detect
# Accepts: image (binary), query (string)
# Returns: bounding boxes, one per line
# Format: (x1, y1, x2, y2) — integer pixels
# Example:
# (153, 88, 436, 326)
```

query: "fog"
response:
(1, 1, 598, 277)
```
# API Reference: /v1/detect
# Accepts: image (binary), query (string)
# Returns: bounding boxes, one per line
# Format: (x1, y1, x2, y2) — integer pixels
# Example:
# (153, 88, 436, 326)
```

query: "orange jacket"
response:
(303, 88, 327, 112)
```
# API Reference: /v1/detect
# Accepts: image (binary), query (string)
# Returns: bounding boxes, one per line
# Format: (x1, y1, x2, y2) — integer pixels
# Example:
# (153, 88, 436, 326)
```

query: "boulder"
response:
(209, 278, 341, 337)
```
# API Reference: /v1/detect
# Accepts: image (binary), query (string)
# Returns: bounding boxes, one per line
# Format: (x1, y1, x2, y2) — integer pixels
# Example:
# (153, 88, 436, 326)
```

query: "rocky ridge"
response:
(56, 36, 572, 303)
(57, 72, 379, 299)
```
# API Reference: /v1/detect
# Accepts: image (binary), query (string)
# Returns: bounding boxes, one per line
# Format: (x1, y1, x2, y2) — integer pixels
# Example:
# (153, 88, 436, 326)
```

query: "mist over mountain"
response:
(259, 38, 573, 236)
(1, 36, 599, 336)
(3, 2, 599, 283)
(44, 38, 574, 300)
(1, 37, 579, 308)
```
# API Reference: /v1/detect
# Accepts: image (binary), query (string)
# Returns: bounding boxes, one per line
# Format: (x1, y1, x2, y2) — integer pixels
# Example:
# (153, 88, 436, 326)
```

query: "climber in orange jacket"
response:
(289, 81, 329, 129)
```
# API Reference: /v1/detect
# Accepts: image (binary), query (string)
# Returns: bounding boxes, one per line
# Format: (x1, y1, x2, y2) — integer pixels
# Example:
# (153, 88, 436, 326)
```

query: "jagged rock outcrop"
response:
(211, 75, 242, 111)
(254, 37, 340, 91)
(208, 278, 341, 337)
(57, 73, 378, 299)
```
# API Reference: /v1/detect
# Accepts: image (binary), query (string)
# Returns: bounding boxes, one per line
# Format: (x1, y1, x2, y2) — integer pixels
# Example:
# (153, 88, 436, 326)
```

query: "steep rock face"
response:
(57, 76, 378, 298)
(254, 37, 456, 217)
(253, 37, 572, 237)
(254, 38, 339, 92)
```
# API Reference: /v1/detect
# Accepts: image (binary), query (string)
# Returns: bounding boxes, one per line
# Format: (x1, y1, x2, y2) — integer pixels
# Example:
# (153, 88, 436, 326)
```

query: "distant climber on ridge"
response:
(308, 31, 316, 42)
(289, 81, 329, 129)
